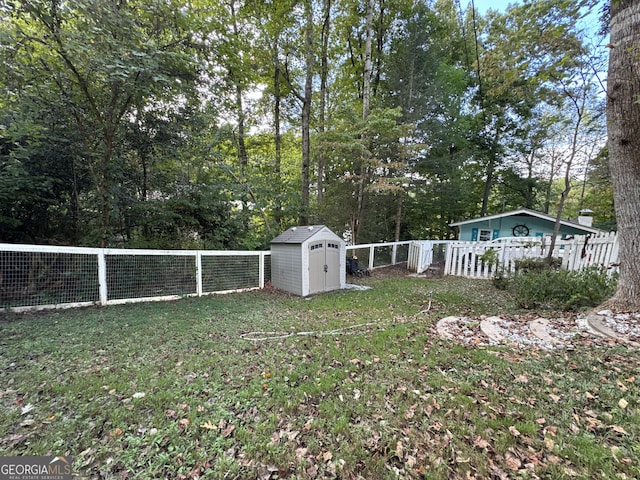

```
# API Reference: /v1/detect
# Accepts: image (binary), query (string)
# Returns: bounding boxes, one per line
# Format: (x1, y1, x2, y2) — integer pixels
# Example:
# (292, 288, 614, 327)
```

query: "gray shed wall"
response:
(271, 225, 346, 296)
(270, 244, 304, 296)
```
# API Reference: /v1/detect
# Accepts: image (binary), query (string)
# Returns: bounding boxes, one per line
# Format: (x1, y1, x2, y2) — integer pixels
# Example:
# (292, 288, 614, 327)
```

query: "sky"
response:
(467, 0, 518, 14)
(467, 0, 606, 44)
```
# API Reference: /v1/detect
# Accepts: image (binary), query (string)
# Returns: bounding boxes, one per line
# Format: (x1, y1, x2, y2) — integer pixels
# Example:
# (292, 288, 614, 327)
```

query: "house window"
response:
(479, 229, 492, 241)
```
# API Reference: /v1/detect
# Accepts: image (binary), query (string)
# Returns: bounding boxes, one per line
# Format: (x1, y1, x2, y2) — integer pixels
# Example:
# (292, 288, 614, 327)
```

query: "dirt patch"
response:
(346, 262, 412, 282)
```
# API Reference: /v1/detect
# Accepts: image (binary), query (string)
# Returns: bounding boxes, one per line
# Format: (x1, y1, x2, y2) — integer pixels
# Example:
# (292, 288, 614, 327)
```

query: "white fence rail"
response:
(346, 241, 411, 270)
(0, 244, 270, 313)
(407, 241, 453, 274)
(441, 233, 618, 279)
(1, 234, 618, 312)
(1, 240, 413, 312)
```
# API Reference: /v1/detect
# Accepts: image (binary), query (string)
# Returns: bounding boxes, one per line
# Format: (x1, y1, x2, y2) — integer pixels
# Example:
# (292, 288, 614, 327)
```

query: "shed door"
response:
(309, 241, 341, 294)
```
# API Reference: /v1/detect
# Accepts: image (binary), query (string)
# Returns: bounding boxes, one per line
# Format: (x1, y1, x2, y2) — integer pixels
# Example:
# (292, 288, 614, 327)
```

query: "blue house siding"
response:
(450, 209, 604, 242)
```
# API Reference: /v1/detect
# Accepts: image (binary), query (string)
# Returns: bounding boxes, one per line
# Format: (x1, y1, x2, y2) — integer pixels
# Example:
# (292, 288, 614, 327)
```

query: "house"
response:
(270, 225, 346, 296)
(449, 208, 605, 242)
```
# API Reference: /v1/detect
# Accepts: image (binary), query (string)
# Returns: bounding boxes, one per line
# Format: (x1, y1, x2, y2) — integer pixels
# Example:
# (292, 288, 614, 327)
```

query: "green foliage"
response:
(0, 0, 611, 248)
(514, 257, 563, 273)
(125, 186, 241, 250)
(508, 266, 617, 310)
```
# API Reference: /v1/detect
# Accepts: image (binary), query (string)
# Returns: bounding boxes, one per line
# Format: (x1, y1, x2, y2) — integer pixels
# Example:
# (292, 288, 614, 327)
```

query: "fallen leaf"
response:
(395, 441, 404, 458)
(473, 436, 490, 449)
(295, 447, 308, 458)
(200, 421, 217, 430)
(306, 464, 318, 478)
(514, 375, 528, 383)
(222, 424, 235, 437)
(549, 394, 561, 403)
(505, 453, 521, 471)
(323, 451, 333, 462)
(132, 392, 146, 399)
(20, 404, 35, 415)
(618, 398, 628, 409)
(611, 425, 628, 435)
(508, 426, 521, 437)
(112, 428, 123, 436)
(544, 437, 554, 451)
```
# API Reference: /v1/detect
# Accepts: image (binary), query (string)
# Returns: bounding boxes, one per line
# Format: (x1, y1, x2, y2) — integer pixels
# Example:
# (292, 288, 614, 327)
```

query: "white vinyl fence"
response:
(0, 244, 270, 313)
(346, 241, 411, 270)
(1, 240, 412, 312)
(441, 232, 618, 279)
(1, 235, 618, 312)
(407, 241, 453, 274)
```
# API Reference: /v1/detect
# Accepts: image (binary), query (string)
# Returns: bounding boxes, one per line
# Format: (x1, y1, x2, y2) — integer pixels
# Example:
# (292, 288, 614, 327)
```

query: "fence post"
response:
(259, 251, 265, 289)
(98, 250, 108, 306)
(391, 243, 397, 265)
(369, 245, 375, 270)
(196, 252, 203, 296)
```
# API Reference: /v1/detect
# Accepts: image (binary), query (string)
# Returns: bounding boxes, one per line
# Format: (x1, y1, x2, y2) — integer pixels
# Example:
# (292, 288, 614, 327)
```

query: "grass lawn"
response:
(1, 273, 639, 479)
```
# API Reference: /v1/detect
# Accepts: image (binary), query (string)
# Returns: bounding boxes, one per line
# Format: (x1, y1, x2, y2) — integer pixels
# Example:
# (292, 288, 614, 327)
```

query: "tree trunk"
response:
(353, 0, 374, 244)
(235, 82, 248, 172)
(317, 0, 331, 210)
(230, 3, 248, 173)
(273, 37, 284, 229)
(362, 0, 374, 121)
(394, 190, 402, 242)
(480, 155, 495, 217)
(299, 0, 313, 226)
(604, 0, 640, 310)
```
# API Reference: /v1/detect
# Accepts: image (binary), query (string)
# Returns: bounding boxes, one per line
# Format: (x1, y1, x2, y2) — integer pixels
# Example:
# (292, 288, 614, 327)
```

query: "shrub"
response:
(508, 266, 617, 311)
(514, 257, 562, 273)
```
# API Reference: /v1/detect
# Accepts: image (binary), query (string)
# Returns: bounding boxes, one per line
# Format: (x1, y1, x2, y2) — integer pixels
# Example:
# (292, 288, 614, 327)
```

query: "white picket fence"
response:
(431, 232, 618, 279)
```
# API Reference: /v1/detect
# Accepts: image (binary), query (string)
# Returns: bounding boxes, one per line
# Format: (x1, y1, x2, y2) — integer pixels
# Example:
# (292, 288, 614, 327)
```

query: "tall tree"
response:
(605, 0, 640, 310)
(2, 0, 197, 246)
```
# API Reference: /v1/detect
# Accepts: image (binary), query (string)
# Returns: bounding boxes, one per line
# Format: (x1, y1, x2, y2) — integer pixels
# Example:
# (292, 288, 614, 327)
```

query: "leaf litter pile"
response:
(1, 273, 639, 479)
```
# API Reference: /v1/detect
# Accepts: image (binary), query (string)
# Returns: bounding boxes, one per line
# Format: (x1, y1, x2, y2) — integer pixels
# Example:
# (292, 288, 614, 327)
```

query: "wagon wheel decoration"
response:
(512, 224, 530, 237)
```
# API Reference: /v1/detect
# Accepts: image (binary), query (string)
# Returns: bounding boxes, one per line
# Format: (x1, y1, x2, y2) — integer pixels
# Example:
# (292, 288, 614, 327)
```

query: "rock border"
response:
(436, 313, 639, 349)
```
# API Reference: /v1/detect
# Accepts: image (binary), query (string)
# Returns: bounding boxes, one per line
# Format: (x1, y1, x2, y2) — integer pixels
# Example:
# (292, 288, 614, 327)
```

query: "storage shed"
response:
(270, 225, 346, 296)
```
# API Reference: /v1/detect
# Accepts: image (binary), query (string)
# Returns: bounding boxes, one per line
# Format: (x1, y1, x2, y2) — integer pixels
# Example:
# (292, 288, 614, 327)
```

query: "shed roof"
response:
(449, 208, 604, 234)
(271, 225, 341, 244)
